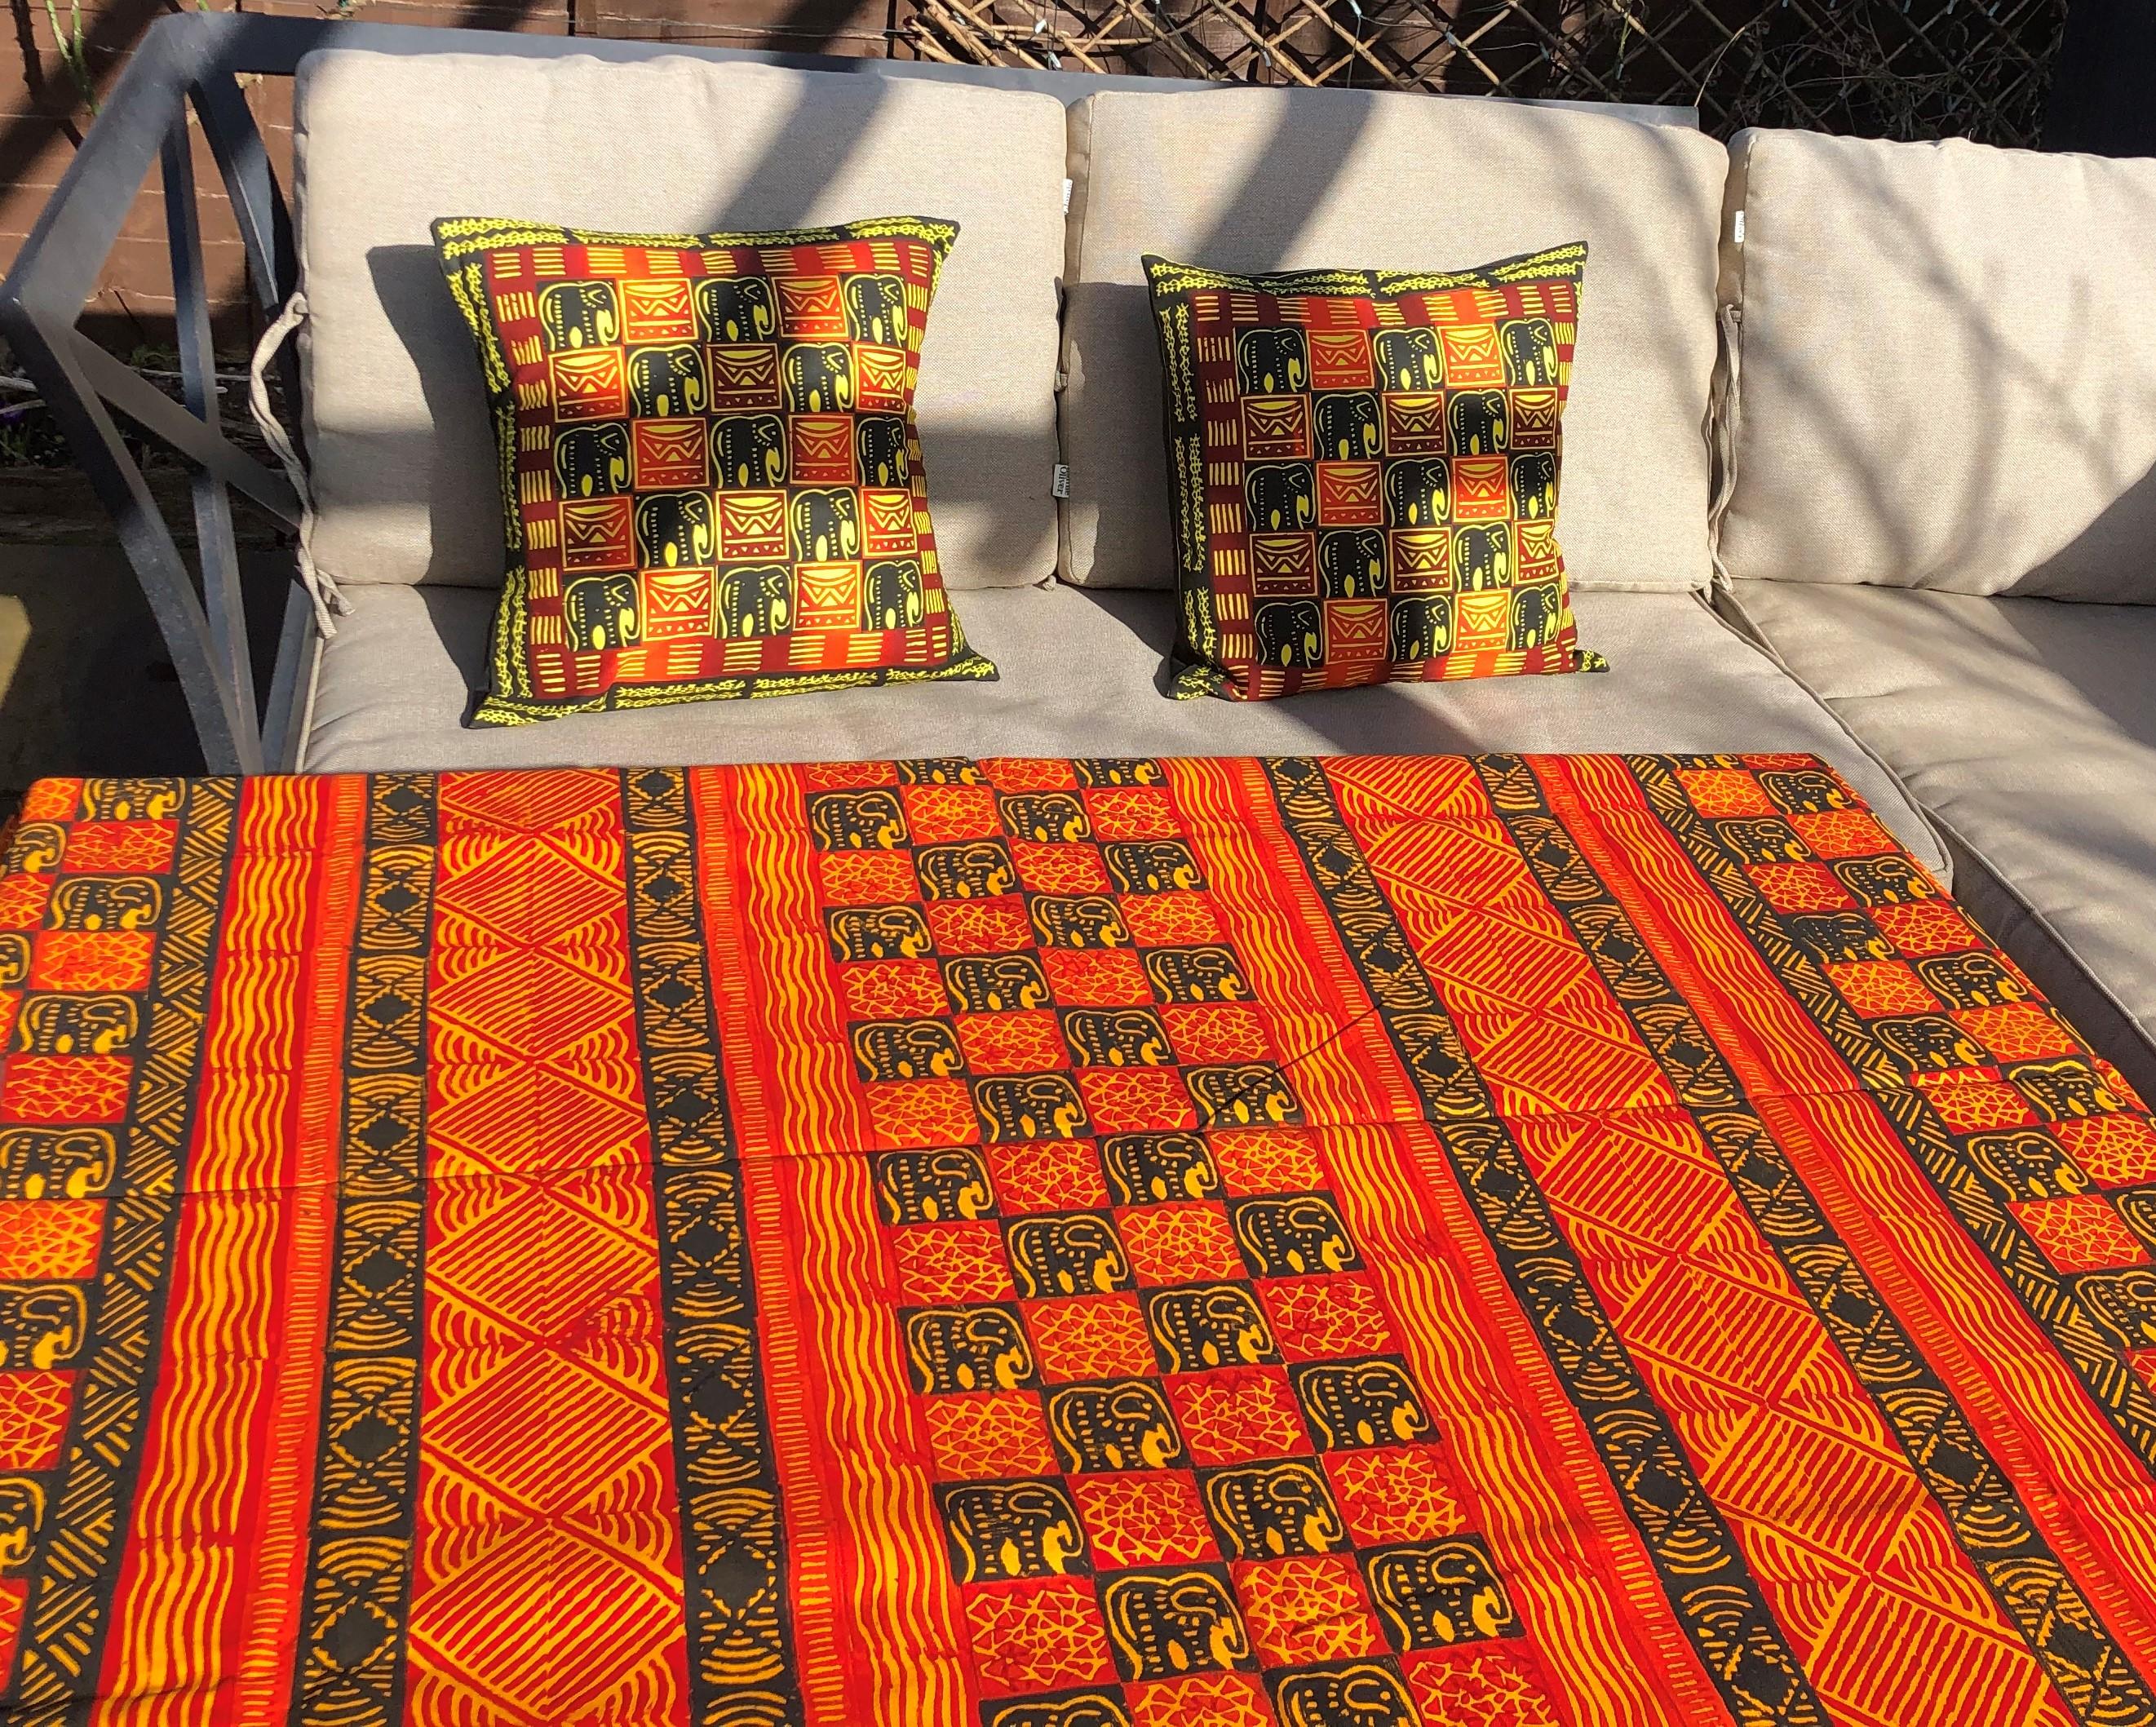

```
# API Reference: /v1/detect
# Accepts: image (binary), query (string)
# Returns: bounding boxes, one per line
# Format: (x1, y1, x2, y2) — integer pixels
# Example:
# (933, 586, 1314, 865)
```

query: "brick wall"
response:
(2, 0, 896, 351)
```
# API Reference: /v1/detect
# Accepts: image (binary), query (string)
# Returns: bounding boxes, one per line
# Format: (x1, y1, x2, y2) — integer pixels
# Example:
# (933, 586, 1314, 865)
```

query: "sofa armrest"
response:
(0, 12, 332, 773)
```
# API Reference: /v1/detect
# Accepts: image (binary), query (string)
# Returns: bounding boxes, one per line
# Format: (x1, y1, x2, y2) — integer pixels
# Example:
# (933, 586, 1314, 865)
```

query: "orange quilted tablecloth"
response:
(0, 753, 2154, 1727)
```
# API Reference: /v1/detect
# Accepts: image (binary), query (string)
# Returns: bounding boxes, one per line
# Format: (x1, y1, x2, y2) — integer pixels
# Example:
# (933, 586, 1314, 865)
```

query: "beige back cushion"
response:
(1060, 87, 1728, 591)
(294, 50, 1068, 589)
(1720, 130, 2156, 600)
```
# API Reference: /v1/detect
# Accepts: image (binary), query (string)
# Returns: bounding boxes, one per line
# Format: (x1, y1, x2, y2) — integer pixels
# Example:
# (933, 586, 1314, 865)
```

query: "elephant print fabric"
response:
(432, 215, 994, 724)
(1144, 246, 1608, 700)
(12, 757, 2156, 1727)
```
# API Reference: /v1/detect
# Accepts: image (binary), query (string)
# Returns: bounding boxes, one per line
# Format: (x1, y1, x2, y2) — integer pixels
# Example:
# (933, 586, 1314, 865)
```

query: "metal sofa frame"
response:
(0, 10, 1689, 773)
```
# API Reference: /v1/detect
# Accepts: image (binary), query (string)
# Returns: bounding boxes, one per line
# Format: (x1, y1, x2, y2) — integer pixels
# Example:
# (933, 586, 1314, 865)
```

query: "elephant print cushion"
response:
(1143, 246, 1606, 701)
(433, 216, 995, 724)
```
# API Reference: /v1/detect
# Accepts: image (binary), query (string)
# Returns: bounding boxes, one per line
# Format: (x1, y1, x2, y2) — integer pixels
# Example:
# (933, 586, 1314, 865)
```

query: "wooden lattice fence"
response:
(903, 0, 2069, 144)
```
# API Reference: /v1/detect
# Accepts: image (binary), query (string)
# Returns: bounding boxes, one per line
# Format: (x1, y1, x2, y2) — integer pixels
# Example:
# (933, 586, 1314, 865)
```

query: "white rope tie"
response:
(248, 290, 347, 638)
(1706, 299, 1742, 591)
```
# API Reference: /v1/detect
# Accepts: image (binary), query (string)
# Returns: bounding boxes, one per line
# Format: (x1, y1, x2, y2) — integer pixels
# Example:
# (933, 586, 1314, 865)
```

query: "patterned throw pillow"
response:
(434, 216, 995, 724)
(1144, 245, 1607, 700)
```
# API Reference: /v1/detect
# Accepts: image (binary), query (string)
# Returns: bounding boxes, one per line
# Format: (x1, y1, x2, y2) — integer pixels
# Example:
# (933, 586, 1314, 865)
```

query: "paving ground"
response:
(0, 544, 206, 798)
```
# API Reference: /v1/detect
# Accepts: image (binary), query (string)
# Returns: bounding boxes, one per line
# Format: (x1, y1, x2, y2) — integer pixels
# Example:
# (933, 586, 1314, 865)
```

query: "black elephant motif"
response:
(1101, 1132, 1219, 1206)
(1291, 1358, 1431, 1450)
(0, 934, 28, 990)
(1272, 1664, 1420, 1727)
(944, 954, 1050, 1013)
(15, 994, 136, 1056)
(1447, 389, 1507, 455)
(695, 276, 776, 342)
(538, 280, 619, 350)
(634, 491, 713, 569)
(1454, 524, 1512, 590)
(1246, 463, 1317, 533)
(861, 560, 925, 631)
(1916, 952, 2030, 1009)
(790, 489, 861, 564)
(844, 273, 910, 346)
(852, 1018, 964, 1083)
(1966, 1131, 2088, 1201)
(1388, 596, 1453, 661)
(782, 343, 855, 414)
(716, 565, 793, 638)
(808, 788, 908, 850)
(1719, 819, 1809, 865)
(1230, 1193, 1360, 1277)
(1002, 792, 1090, 844)
(1509, 582, 1560, 649)
(826, 904, 933, 961)
(2012, 1058, 2121, 1120)
(626, 344, 708, 418)
(1314, 392, 1381, 460)
(873, 1148, 994, 1224)
(1835, 856, 1937, 906)
(901, 758, 984, 786)
(1, 826, 59, 876)
(715, 414, 786, 488)
(1237, 326, 1309, 395)
(915, 840, 1015, 901)
(1319, 530, 1387, 600)
(1874, 1015, 1986, 1074)
(83, 777, 184, 820)
(1255, 601, 1324, 670)
(50, 875, 161, 932)
(1074, 759, 1165, 786)
(0, 1477, 44, 1572)
(1788, 912, 1892, 964)
(1007, 1212, 1131, 1297)
(2074, 1268, 2156, 1352)
(1500, 317, 1559, 387)
(554, 423, 631, 499)
(973, 1074, 1088, 1141)
(1184, 1053, 1295, 1131)
(857, 415, 910, 486)
(1031, 896, 1129, 949)
(1372, 327, 1442, 392)
(1365, 1537, 1517, 1648)
(1145, 1283, 1276, 1371)
(0, 1127, 114, 1200)
(1201, 1459, 1343, 1558)
(940, 1477, 1086, 1583)
(1102, 841, 1202, 893)
(0, 1282, 86, 1370)
(1046, 1379, 1183, 1472)
(1383, 458, 1449, 529)
(1760, 768, 1852, 814)
(1102, 1571, 1250, 1681)
(1062, 1008, 1171, 1068)
(904, 1304, 1034, 1393)
(562, 574, 640, 653)
(1511, 450, 1558, 520)
(1143, 945, 1249, 1003)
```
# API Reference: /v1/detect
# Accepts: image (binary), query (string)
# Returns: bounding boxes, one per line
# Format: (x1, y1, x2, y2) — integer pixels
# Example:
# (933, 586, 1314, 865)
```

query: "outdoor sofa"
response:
(3, 11, 2152, 1098)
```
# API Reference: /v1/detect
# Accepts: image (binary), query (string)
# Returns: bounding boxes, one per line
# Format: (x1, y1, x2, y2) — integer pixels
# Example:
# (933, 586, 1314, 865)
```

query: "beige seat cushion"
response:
(294, 50, 1068, 590)
(302, 581, 1943, 877)
(1733, 578, 2156, 1094)
(1059, 87, 1727, 592)
(1721, 131, 2156, 600)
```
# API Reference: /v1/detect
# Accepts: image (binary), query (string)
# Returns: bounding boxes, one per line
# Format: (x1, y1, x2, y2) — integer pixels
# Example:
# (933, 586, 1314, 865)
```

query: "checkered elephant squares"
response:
(1144, 245, 1609, 702)
(802, 755, 1562, 1725)
(432, 215, 995, 724)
